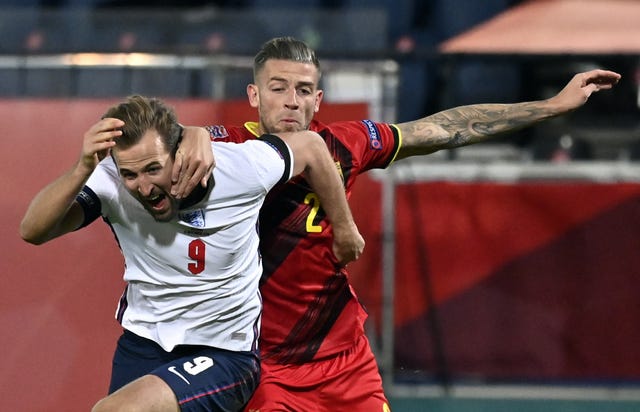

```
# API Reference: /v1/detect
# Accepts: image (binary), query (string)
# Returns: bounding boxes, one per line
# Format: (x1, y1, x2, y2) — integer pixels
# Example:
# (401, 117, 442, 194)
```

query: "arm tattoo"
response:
(398, 101, 554, 156)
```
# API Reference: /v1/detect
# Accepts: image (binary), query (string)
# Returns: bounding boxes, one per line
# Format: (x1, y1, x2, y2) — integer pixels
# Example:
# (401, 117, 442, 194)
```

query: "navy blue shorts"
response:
(109, 329, 259, 412)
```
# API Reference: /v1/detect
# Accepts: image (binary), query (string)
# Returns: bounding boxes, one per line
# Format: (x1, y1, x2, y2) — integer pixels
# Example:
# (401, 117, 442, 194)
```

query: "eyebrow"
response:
(269, 76, 315, 88)
(118, 167, 135, 176)
(119, 161, 162, 176)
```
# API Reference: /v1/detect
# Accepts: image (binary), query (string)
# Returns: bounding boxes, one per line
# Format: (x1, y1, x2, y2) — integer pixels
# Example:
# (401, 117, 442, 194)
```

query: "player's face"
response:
(248, 59, 323, 134)
(113, 130, 178, 222)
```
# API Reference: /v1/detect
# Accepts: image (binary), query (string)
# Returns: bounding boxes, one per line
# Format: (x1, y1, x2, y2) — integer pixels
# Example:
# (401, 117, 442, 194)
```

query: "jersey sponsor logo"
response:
(205, 125, 229, 139)
(362, 119, 382, 150)
(180, 209, 205, 228)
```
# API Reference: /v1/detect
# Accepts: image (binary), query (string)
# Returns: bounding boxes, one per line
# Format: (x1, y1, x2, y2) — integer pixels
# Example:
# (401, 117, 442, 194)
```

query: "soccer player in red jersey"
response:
(177, 37, 620, 411)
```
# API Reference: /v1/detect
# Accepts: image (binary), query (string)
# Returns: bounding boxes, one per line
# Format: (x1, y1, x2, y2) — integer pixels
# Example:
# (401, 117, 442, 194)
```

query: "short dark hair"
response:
(103, 95, 182, 157)
(253, 36, 321, 79)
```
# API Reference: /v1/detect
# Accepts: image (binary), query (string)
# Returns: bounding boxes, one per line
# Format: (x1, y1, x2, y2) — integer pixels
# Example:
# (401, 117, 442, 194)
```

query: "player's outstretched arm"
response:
(279, 130, 364, 265)
(20, 118, 122, 244)
(395, 69, 621, 160)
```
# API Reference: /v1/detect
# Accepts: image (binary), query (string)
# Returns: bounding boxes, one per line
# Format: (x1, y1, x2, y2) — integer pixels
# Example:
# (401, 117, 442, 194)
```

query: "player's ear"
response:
(314, 89, 323, 113)
(247, 84, 259, 108)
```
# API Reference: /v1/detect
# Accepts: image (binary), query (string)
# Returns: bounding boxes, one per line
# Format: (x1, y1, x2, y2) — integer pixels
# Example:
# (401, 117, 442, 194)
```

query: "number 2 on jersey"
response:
(188, 239, 205, 274)
(304, 193, 322, 233)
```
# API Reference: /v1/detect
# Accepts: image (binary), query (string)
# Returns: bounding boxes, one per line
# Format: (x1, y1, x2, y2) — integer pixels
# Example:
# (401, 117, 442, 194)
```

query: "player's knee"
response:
(91, 397, 108, 412)
(91, 397, 115, 412)
(91, 396, 133, 412)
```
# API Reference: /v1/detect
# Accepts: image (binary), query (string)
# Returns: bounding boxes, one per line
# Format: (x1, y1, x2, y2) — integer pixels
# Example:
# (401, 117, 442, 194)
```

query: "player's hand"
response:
(78, 117, 122, 174)
(171, 126, 215, 199)
(550, 69, 621, 111)
(332, 223, 365, 266)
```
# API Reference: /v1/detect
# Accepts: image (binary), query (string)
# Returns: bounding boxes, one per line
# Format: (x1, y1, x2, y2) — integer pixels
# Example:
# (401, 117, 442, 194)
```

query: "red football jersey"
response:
(207, 119, 401, 363)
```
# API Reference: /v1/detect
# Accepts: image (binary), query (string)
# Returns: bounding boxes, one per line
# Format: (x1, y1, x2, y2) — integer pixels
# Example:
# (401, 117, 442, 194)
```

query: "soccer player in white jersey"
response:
(20, 95, 364, 412)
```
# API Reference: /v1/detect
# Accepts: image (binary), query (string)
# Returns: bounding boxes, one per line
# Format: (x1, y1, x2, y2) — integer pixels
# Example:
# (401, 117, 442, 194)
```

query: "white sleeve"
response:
(81, 157, 121, 217)
(214, 137, 293, 194)
(253, 134, 294, 185)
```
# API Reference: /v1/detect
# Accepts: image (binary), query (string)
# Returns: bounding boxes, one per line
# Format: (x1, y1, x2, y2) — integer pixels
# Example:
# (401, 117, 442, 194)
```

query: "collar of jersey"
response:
(244, 122, 261, 137)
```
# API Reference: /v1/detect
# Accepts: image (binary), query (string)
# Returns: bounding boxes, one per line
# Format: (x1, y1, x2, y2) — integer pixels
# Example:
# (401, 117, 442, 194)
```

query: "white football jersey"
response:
(81, 138, 293, 352)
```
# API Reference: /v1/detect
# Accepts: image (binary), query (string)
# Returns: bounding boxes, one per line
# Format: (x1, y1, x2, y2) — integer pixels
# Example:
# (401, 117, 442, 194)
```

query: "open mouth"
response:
(147, 193, 166, 210)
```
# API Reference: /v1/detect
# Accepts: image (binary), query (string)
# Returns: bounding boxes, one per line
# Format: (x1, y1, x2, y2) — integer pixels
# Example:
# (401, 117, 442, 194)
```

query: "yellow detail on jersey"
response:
(335, 160, 344, 183)
(302, 162, 343, 233)
(383, 402, 391, 412)
(244, 121, 260, 137)
(388, 123, 402, 166)
(303, 193, 322, 233)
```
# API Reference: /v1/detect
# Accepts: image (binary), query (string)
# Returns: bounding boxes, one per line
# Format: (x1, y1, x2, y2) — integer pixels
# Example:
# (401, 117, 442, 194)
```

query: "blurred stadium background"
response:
(2, 0, 640, 411)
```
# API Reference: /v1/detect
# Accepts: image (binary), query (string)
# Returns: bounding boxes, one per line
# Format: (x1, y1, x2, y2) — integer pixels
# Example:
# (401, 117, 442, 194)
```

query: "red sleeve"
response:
(204, 124, 255, 143)
(317, 120, 400, 172)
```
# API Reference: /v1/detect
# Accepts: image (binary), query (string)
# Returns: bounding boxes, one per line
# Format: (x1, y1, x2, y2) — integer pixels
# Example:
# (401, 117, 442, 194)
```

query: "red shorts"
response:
(244, 334, 391, 412)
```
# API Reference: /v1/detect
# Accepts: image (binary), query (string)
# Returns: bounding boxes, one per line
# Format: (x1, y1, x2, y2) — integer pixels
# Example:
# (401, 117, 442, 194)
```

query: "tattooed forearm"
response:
(396, 101, 556, 159)
(391, 69, 620, 160)
(465, 102, 553, 138)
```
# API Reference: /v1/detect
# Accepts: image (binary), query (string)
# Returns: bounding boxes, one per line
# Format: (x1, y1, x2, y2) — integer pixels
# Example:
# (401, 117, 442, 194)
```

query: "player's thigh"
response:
(322, 335, 390, 411)
(92, 374, 178, 412)
(108, 329, 170, 393)
(153, 347, 260, 412)
(244, 378, 320, 412)
(246, 336, 390, 411)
